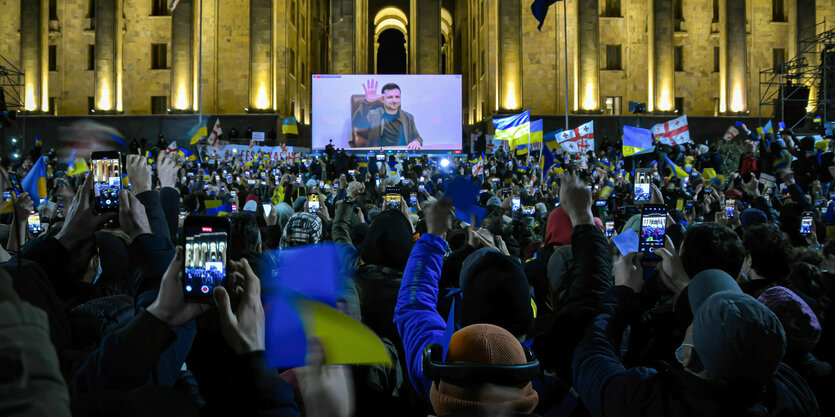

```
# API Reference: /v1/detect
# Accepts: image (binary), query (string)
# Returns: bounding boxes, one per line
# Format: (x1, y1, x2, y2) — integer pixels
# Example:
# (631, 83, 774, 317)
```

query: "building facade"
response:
(1, 0, 833, 122)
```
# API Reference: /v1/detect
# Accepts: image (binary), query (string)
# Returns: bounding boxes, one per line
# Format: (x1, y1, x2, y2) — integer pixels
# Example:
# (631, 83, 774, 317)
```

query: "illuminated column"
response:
(576, 0, 600, 111)
(171, 0, 195, 111)
(649, 0, 675, 112)
(330, 0, 356, 73)
(410, 0, 441, 74)
(249, 0, 273, 111)
(498, 0, 521, 110)
(721, 0, 746, 113)
(95, 0, 122, 112)
(20, 0, 48, 112)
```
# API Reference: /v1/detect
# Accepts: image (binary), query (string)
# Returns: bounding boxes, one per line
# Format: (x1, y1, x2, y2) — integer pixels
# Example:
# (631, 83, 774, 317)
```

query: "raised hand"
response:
(362, 79, 381, 103)
(214, 258, 265, 354)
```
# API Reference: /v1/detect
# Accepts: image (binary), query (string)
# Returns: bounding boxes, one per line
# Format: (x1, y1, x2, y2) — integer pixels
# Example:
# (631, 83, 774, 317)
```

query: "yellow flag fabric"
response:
(702, 168, 717, 180)
(297, 299, 392, 366)
(67, 158, 90, 176)
(0, 201, 12, 214)
(204, 200, 223, 210)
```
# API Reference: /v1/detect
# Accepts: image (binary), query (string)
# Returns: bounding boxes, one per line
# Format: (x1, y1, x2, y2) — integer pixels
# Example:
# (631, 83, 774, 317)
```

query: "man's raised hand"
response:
(362, 79, 381, 103)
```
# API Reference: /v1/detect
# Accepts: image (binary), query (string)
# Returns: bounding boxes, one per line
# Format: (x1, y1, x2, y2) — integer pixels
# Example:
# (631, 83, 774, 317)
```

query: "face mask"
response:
(675, 343, 696, 365)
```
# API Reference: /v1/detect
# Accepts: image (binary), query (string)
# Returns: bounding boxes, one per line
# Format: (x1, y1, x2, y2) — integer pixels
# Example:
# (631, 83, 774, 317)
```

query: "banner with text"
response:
(198, 144, 304, 163)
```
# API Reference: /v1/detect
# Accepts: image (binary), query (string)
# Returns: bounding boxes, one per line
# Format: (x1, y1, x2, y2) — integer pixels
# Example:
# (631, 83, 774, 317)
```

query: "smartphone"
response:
(203, 184, 210, 191)
(685, 200, 694, 214)
(385, 187, 402, 211)
(91, 151, 124, 213)
(324, 184, 331, 190)
(409, 192, 418, 206)
(262, 203, 272, 217)
(760, 173, 776, 194)
(319, 181, 325, 188)
(296, 176, 302, 184)
(511, 197, 521, 212)
(230, 190, 237, 197)
(27, 211, 42, 234)
(800, 212, 813, 235)
(682, 176, 689, 186)
(420, 176, 426, 183)
(418, 184, 425, 192)
(308, 194, 320, 213)
(8, 172, 25, 198)
(247, 179, 256, 185)
(2, 191, 10, 200)
(502, 189, 509, 196)
(521, 205, 535, 215)
(595, 200, 607, 207)
(639, 204, 667, 260)
(183, 216, 230, 304)
(260, 172, 266, 179)
(634, 169, 651, 204)
(231, 203, 238, 213)
(491, 177, 499, 183)
(260, 181, 266, 186)
(376, 154, 385, 161)
(605, 220, 615, 237)
(375, 178, 381, 188)
(245, 171, 250, 178)
(349, 170, 357, 178)
(725, 199, 735, 218)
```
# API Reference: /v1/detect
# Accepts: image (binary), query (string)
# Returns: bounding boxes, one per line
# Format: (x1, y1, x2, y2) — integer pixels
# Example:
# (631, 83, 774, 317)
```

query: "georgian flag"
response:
(207, 119, 223, 147)
(472, 154, 485, 176)
(652, 115, 691, 146)
(165, 141, 178, 154)
(556, 121, 595, 154)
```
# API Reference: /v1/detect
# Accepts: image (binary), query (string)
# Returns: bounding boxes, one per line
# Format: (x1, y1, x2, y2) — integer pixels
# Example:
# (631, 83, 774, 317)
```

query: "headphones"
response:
(421, 343, 540, 386)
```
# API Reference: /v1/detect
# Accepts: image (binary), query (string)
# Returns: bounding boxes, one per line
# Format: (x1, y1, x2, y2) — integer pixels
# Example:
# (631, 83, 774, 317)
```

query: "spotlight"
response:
(12, 152, 20, 159)
(628, 101, 647, 114)
(10, 138, 17, 144)
(440, 158, 450, 168)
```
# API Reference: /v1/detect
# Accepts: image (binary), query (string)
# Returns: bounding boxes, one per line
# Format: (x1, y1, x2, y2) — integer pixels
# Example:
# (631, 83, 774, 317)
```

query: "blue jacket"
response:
(394, 233, 447, 401)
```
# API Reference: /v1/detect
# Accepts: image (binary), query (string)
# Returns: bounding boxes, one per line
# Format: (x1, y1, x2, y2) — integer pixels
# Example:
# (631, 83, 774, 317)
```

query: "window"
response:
(88, 0, 95, 18)
(675, 97, 684, 113)
(291, 1, 296, 27)
(713, 46, 720, 72)
(49, 0, 58, 20)
(88, 96, 95, 114)
(48, 45, 57, 71)
(772, 0, 786, 22)
(673, 0, 684, 31)
(151, 96, 167, 114)
(605, 96, 622, 115)
(152, 0, 170, 16)
(712, 0, 719, 23)
(151, 43, 167, 69)
(674, 46, 684, 71)
(289, 49, 295, 75)
(603, 0, 621, 17)
(47, 97, 57, 115)
(773, 48, 785, 73)
(87, 45, 95, 70)
(605, 45, 622, 70)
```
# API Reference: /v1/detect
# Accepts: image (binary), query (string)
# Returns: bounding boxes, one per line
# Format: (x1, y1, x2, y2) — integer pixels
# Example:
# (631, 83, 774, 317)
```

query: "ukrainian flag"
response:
(756, 120, 774, 136)
(188, 118, 209, 145)
(178, 148, 197, 161)
(282, 117, 299, 135)
(512, 119, 543, 149)
(66, 150, 90, 176)
(516, 144, 529, 156)
(622, 126, 652, 157)
(663, 154, 688, 179)
(543, 130, 562, 151)
(493, 111, 530, 143)
(22, 156, 48, 202)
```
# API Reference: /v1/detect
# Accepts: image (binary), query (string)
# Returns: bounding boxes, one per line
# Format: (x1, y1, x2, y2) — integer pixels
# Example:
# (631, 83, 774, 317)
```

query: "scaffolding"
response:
(759, 20, 834, 131)
(0, 53, 24, 111)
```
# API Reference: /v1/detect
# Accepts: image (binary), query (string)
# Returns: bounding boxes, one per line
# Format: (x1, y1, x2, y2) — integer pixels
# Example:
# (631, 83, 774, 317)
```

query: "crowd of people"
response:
(1, 119, 834, 417)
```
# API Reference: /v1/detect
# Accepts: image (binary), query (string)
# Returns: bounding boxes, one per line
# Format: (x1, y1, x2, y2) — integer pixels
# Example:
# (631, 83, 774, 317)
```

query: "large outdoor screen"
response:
(311, 74, 462, 151)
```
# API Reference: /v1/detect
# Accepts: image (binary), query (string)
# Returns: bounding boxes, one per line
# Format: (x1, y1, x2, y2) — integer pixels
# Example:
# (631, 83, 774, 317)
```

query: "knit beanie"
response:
(757, 286, 822, 355)
(429, 324, 538, 416)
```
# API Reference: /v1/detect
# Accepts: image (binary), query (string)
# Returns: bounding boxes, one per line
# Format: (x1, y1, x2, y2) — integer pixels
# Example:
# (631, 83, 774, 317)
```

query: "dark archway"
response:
(376, 28, 407, 74)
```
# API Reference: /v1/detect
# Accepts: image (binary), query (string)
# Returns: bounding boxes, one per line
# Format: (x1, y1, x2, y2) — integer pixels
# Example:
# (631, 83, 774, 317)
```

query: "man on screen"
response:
(352, 80, 423, 150)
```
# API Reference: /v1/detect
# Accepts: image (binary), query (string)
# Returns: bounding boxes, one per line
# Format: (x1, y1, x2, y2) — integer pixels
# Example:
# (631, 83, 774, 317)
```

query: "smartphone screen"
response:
(27, 211, 42, 234)
(375, 178, 381, 188)
(8, 172, 24, 198)
(725, 199, 735, 218)
(418, 184, 425, 192)
(384, 188, 402, 211)
(296, 176, 302, 184)
(634, 169, 651, 204)
(409, 192, 418, 206)
(605, 220, 615, 237)
(183, 216, 230, 303)
(800, 212, 813, 235)
(91, 152, 123, 213)
(595, 200, 607, 207)
(511, 197, 521, 212)
(639, 204, 667, 259)
(262, 203, 272, 217)
(231, 203, 237, 212)
(521, 205, 535, 215)
(2, 191, 10, 200)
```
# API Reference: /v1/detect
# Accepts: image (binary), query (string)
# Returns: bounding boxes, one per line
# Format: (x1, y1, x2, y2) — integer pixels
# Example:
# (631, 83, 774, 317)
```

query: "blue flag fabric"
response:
(446, 176, 488, 226)
(540, 143, 555, 173)
(623, 126, 652, 149)
(531, 0, 562, 31)
(22, 156, 47, 202)
(205, 203, 232, 216)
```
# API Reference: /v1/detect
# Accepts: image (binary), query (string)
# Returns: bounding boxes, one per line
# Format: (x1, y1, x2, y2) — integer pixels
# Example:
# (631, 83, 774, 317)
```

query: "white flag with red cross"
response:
(556, 121, 594, 154)
(652, 115, 691, 146)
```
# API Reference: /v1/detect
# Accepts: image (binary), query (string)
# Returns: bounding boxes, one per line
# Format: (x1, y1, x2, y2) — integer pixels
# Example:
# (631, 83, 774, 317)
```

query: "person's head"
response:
(380, 83, 401, 114)
(683, 269, 786, 384)
(279, 212, 322, 248)
(742, 224, 792, 281)
(757, 286, 821, 364)
(679, 222, 745, 279)
(427, 324, 539, 416)
(227, 213, 262, 259)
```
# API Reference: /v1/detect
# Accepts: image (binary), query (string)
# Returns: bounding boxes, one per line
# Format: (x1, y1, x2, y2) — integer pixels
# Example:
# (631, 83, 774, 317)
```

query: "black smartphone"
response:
(308, 194, 320, 213)
(639, 204, 667, 260)
(8, 172, 24, 198)
(385, 186, 401, 211)
(800, 212, 813, 235)
(183, 215, 230, 304)
(595, 200, 607, 207)
(409, 192, 418, 206)
(605, 220, 615, 237)
(511, 197, 521, 212)
(27, 211, 43, 234)
(91, 151, 124, 213)
(634, 168, 651, 204)
(521, 205, 535, 215)
(725, 199, 735, 218)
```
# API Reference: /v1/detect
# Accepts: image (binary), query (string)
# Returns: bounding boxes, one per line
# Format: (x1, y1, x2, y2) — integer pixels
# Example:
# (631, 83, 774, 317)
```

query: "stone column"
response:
(498, 0, 521, 110)
(330, 0, 355, 74)
(94, 0, 122, 112)
(170, 0, 194, 111)
(722, 0, 746, 112)
(576, 0, 600, 111)
(410, 0, 441, 74)
(20, 0, 48, 112)
(249, 0, 273, 110)
(649, 0, 675, 112)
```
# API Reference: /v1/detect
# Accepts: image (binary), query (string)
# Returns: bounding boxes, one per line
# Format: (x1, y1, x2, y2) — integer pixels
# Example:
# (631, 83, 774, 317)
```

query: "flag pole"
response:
(562, 0, 569, 131)
(197, 0, 204, 136)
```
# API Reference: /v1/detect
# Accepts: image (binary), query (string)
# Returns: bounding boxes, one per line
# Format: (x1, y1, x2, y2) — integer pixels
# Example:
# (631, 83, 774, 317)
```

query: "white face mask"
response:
(675, 343, 696, 365)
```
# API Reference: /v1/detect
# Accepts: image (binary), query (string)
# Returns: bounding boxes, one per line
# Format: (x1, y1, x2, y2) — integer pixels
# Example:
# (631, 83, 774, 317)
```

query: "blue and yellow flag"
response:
(22, 156, 47, 202)
(540, 143, 555, 173)
(622, 125, 652, 157)
(513, 119, 543, 149)
(662, 153, 688, 179)
(178, 147, 197, 161)
(543, 129, 562, 151)
(493, 111, 530, 143)
(188, 118, 209, 145)
(66, 150, 90, 176)
(282, 117, 299, 135)
(756, 120, 774, 136)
